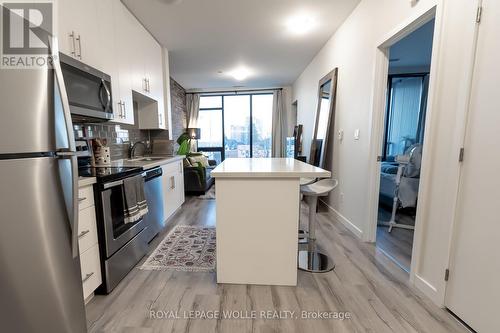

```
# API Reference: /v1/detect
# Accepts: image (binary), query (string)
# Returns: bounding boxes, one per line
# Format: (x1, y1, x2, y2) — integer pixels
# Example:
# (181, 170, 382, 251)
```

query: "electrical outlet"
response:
(338, 129, 344, 142)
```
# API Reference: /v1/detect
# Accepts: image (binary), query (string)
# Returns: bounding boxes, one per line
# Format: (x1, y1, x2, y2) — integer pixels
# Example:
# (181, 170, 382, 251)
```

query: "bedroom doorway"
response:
(375, 18, 436, 272)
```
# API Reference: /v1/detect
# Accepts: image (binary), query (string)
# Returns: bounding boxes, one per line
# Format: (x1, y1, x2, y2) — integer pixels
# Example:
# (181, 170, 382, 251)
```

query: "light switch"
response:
(354, 129, 360, 140)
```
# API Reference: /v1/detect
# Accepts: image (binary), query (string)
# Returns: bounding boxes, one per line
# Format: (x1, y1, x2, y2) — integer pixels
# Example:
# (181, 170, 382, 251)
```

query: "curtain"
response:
(387, 77, 423, 156)
(186, 93, 200, 128)
(272, 90, 286, 157)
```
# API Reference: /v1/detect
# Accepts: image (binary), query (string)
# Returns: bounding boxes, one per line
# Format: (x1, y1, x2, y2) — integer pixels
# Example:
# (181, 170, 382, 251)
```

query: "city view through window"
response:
(197, 94, 273, 162)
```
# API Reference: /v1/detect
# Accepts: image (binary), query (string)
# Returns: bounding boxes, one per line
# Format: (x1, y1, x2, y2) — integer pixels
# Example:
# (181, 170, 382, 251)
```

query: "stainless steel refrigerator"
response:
(0, 41, 87, 331)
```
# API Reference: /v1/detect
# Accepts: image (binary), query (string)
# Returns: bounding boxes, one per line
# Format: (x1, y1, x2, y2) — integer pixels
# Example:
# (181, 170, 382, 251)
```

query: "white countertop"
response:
(110, 155, 184, 170)
(211, 158, 331, 178)
(78, 177, 96, 187)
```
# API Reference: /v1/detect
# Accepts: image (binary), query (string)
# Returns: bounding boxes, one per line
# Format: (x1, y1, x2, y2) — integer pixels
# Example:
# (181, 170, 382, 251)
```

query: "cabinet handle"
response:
(78, 197, 86, 203)
(76, 34, 82, 59)
(170, 176, 175, 189)
(122, 102, 126, 118)
(78, 230, 90, 239)
(117, 102, 122, 118)
(118, 101, 125, 118)
(147, 79, 151, 93)
(143, 78, 147, 92)
(69, 31, 76, 57)
(82, 272, 94, 283)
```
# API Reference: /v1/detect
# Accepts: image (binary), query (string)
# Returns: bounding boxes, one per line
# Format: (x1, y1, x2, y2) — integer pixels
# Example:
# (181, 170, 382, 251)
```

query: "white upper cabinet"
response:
(56, 0, 169, 127)
(111, 0, 136, 125)
(57, 0, 103, 71)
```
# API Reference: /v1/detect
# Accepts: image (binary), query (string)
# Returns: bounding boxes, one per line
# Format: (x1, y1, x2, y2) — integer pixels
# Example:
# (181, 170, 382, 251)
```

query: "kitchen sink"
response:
(127, 157, 166, 162)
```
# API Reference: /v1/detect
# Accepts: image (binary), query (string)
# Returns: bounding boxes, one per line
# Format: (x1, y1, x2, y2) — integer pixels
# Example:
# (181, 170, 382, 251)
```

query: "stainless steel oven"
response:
(95, 171, 150, 293)
(98, 176, 148, 257)
(60, 53, 113, 122)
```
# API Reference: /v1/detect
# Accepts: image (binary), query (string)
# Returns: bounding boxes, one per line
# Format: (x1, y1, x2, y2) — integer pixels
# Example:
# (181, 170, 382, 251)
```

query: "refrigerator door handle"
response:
(49, 37, 80, 258)
(49, 38, 76, 152)
(69, 154, 79, 258)
(56, 153, 79, 258)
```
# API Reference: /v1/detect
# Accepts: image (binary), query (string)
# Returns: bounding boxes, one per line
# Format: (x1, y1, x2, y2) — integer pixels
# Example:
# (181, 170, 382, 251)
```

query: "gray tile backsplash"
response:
(73, 77, 187, 160)
(73, 123, 153, 160)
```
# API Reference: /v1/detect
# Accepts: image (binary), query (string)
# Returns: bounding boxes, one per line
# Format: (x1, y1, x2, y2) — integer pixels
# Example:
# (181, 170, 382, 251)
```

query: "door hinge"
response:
(459, 148, 465, 162)
(377, 156, 383, 162)
(444, 269, 450, 282)
(476, 6, 483, 23)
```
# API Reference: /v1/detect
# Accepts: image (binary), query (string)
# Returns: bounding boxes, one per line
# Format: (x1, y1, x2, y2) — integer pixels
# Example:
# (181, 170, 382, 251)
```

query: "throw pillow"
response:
(188, 155, 209, 167)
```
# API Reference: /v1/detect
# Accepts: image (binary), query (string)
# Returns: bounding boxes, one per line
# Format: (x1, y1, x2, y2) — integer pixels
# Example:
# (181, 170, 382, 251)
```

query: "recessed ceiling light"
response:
(286, 13, 316, 35)
(229, 67, 251, 81)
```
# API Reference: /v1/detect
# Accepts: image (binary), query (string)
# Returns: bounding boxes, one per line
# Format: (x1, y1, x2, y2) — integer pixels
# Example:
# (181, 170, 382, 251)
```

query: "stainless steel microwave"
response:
(60, 53, 114, 122)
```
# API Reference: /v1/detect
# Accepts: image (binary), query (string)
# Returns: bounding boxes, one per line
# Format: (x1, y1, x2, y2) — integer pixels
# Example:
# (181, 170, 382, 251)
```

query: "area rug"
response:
(140, 226, 216, 272)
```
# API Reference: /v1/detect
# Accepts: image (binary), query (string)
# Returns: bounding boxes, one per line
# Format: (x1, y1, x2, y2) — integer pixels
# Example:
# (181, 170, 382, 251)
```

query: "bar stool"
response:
(298, 177, 318, 242)
(298, 178, 338, 273)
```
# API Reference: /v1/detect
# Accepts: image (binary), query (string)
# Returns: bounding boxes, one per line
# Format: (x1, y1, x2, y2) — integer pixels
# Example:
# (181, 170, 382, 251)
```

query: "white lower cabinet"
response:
(78, 184, 102, 302)
(161, 159, 185, 220)
(80, 245, 101, 301)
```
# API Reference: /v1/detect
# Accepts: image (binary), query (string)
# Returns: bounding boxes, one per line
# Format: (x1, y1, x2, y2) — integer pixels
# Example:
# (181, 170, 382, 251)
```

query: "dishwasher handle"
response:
(144, 167, 163, 181)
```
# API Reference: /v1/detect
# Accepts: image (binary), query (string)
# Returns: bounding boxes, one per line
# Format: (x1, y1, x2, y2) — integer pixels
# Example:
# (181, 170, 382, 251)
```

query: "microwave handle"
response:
(99, 79, 111, 111)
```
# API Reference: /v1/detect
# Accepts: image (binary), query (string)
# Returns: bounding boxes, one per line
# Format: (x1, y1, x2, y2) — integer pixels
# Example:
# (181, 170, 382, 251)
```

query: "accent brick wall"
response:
(170, 78, 187, 145)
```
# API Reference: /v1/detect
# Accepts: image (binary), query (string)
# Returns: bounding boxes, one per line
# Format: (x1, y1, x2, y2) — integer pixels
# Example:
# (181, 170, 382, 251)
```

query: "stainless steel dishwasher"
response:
(143, 167, 165, 243)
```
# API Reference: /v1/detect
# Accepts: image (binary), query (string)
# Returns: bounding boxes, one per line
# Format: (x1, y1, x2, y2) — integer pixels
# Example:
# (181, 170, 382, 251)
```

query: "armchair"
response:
(184, 159, 217, 195)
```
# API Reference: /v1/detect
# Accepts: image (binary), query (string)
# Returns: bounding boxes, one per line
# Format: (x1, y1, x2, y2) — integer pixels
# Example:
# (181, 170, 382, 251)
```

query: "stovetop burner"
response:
(78, 166, 143, 183)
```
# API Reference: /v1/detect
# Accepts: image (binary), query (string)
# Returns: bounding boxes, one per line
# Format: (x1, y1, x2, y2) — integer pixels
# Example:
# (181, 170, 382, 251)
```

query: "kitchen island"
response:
(211, 158, 331, 286)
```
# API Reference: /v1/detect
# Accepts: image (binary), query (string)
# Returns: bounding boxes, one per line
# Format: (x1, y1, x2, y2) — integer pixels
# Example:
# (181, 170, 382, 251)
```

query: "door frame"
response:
(365, 6, 439, 281)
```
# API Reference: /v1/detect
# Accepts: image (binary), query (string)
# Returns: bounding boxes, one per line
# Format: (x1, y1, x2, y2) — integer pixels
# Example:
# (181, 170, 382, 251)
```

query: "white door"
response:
(445, 1, 500, 332)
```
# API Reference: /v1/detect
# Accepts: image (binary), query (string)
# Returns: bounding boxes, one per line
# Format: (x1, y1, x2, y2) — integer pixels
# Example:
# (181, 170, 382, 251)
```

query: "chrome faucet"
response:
(130, 141, 147, 159)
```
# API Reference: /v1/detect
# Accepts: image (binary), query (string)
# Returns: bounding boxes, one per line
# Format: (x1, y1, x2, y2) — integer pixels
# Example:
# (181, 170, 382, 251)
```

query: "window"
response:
(197, 93, 274, 161)
(383, 74, 429, 159)
(198, 109, 223, 147)
(252, 94, 273, 158)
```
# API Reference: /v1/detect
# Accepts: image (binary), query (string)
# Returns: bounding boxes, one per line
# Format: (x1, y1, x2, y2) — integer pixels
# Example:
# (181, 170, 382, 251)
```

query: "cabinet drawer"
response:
(161, 160, 183, 175)
(78, 186, 94, 210)
(80, 244, 102, 300)
(161, 161, 177, 174)
(78, 206, 98, 254)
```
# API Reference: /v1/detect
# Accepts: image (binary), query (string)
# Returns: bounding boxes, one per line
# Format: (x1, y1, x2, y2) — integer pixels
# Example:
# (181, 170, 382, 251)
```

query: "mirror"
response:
(309, 68, 338, 168)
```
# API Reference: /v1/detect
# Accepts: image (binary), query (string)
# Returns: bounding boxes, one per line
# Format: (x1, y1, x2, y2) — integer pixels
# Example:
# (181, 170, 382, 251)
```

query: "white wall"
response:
(292, 0, 479, 306)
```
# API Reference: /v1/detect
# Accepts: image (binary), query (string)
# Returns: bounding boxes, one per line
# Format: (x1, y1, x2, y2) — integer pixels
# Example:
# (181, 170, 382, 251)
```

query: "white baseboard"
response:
(320, 199, 363, 239)
(414, 274, 444, 307)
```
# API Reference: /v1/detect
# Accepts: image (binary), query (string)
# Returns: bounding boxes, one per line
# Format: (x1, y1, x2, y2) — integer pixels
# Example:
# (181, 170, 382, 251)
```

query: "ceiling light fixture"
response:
(286, 13, 316, 35)
(229, 67, 251, 81)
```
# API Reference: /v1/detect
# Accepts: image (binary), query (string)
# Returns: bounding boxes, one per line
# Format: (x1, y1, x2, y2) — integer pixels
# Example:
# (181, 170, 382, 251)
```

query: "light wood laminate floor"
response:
(86, 195, 468, 333)
(376, 207, 415, 272)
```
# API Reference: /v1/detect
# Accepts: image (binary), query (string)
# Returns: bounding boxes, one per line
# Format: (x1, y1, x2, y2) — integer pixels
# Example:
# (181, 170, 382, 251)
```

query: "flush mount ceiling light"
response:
(286, 13, 317, 35)
(229, 67, 251, 81)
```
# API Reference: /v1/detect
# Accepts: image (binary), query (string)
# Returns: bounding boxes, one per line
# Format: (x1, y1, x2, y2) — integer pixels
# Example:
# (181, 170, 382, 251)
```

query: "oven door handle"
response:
(102, 173, 147, 190)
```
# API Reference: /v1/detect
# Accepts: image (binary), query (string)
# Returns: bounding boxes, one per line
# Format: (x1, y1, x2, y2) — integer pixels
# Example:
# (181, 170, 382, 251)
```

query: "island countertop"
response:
(211, 158, 331, 178)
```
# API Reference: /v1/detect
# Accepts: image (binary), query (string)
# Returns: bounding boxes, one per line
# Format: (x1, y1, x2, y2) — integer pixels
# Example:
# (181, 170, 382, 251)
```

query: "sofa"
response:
(183, 158, 217, 195)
